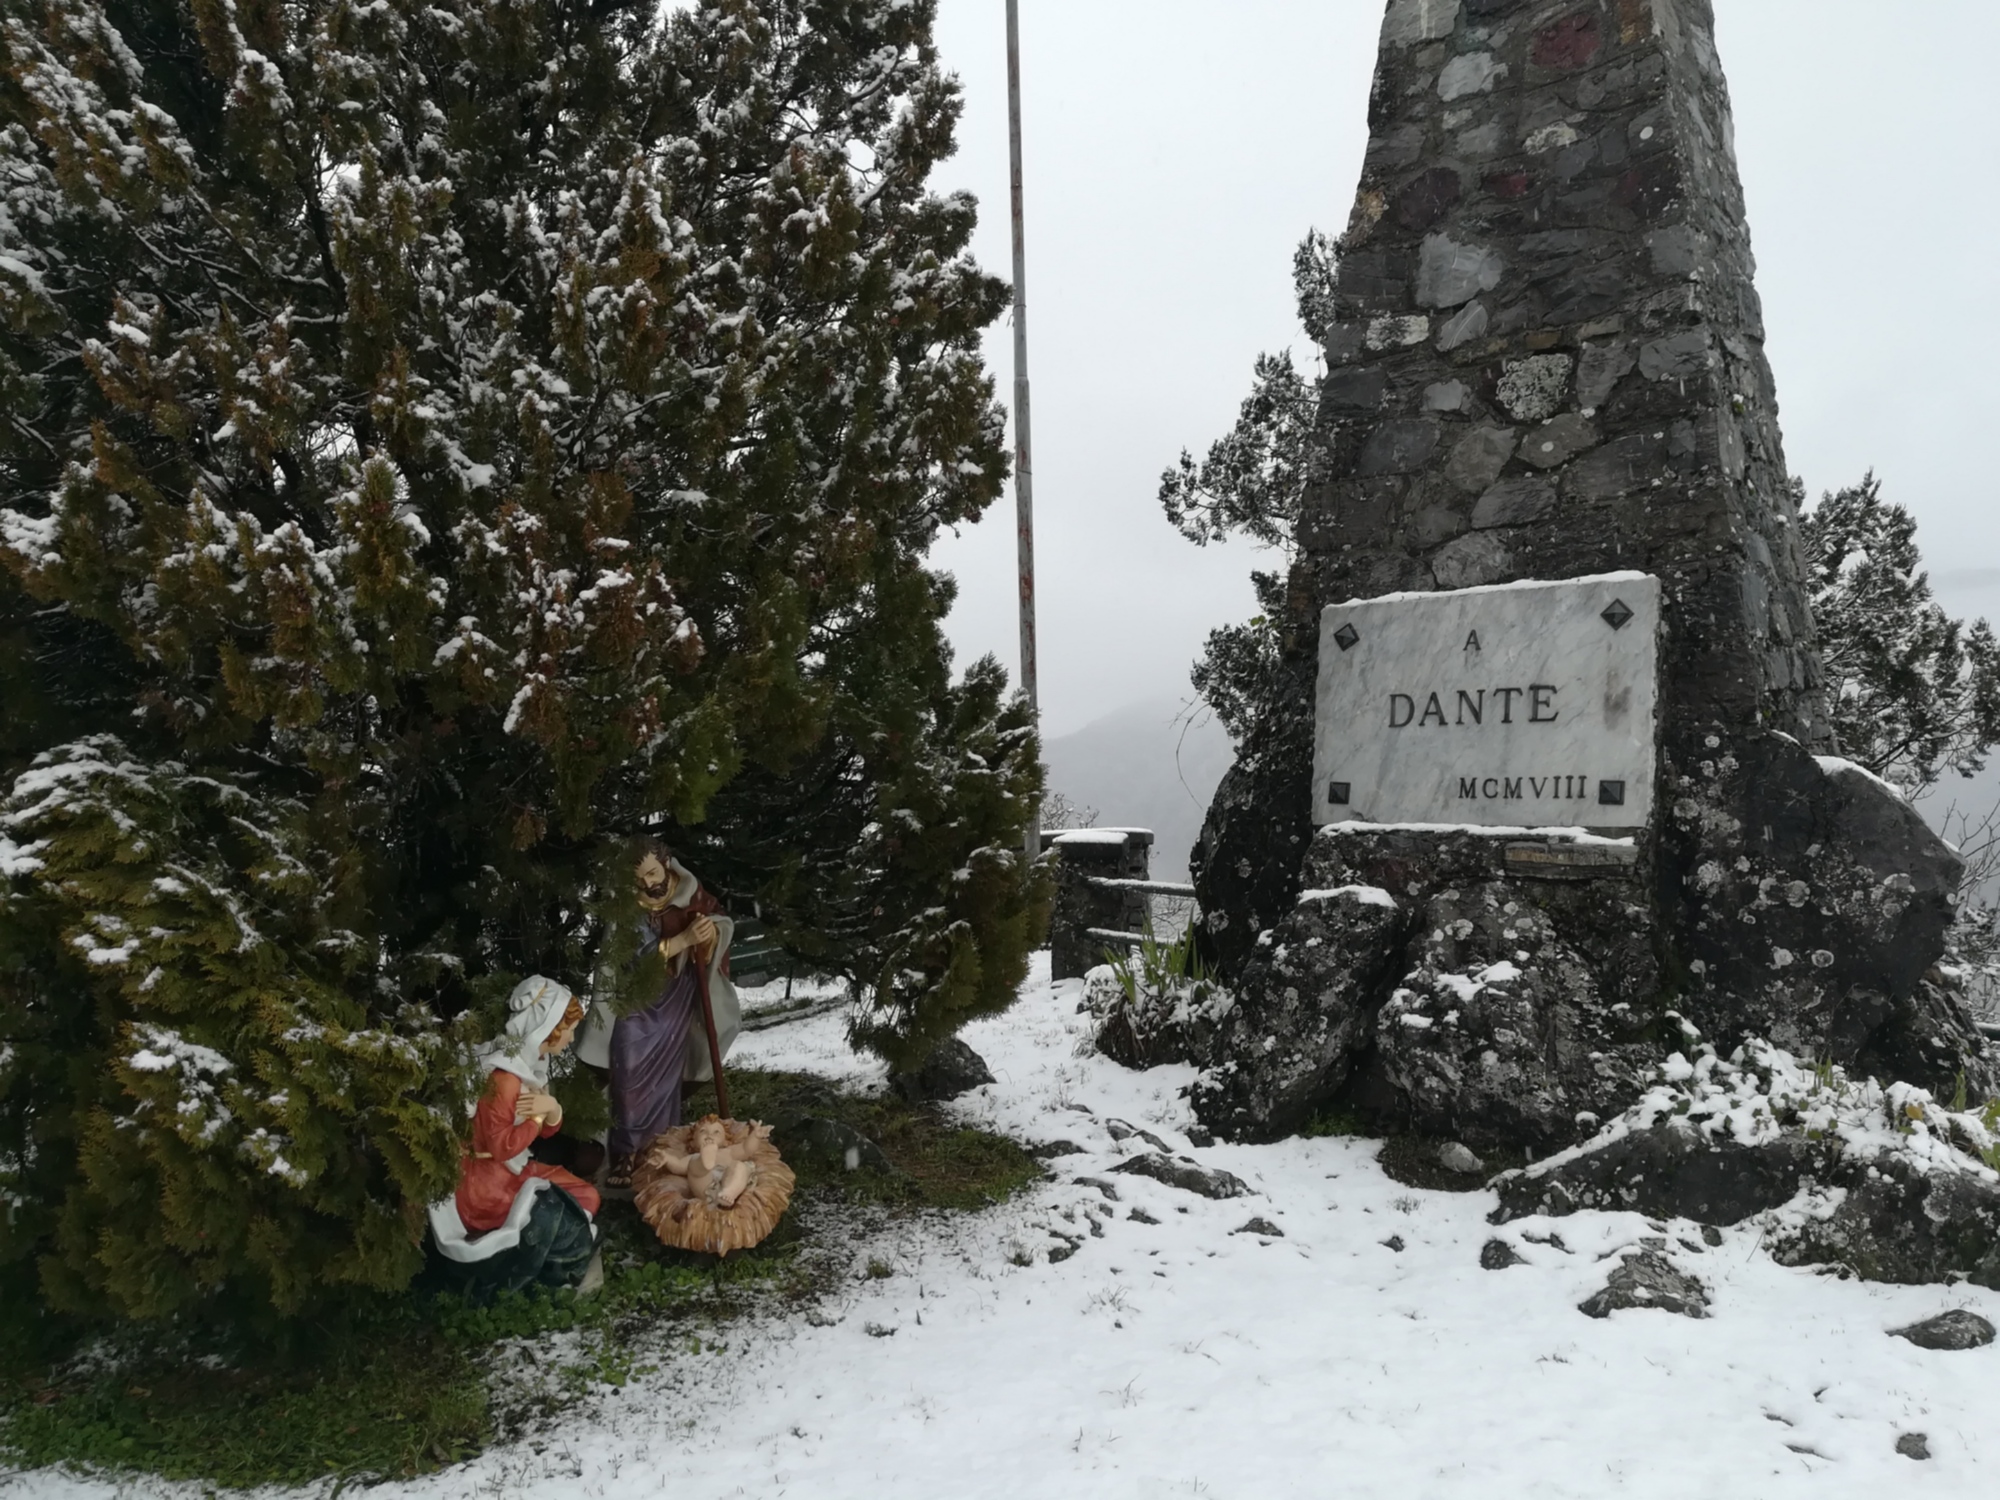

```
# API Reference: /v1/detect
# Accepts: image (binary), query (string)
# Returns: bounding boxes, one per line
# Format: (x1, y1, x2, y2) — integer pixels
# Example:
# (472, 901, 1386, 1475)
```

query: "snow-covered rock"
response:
(1578, 1249, 1710, 1321)
(1494, 1035, 2000, 1289)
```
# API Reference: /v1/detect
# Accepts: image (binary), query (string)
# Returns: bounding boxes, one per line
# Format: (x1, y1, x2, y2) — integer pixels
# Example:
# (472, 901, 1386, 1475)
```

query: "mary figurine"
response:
(427, 976, 602, 1297)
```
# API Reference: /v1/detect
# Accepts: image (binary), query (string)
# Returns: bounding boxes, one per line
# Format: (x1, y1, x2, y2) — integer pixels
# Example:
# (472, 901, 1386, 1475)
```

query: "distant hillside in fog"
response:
(1042, 698, 1235, 884)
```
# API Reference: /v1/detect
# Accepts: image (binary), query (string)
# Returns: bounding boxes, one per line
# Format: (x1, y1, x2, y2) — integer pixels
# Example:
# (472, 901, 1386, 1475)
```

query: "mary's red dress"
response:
(455, 1070, 602, 1232)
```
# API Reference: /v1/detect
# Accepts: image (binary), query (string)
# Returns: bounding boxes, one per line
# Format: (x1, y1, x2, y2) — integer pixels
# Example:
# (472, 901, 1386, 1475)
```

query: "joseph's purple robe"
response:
(608, 948, 699, 1159)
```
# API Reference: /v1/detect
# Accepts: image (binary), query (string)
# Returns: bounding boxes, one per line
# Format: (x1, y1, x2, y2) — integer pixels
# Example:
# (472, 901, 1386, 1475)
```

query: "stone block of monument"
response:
(1186, 0, 1990, 1145)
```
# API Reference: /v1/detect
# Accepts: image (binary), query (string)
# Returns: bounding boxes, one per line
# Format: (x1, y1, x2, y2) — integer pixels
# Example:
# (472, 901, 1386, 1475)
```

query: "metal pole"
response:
(1006, 0, 1040, 867)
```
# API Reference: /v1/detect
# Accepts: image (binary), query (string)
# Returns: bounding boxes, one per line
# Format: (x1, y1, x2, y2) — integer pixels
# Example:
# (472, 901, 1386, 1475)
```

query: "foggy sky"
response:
(923, 0, 2000, 739)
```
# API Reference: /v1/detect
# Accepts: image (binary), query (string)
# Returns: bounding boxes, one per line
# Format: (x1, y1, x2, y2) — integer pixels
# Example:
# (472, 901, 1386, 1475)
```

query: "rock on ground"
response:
(1190, 829, 1672, 1153)
(1768, 1151, 2000, 1290)
(889, 1036, 995, 1103)
(1661, 737, 1990, 1099)
(1186, 882, 1404, 1142)
(1492, 1121, 1835, 1227)
(781, 1117, 897, 1176)
(1437, 1142, 1485, 1176)
(1365, 872, 1666, 1153)
(1108, 1152, 1251, 1200)
(1578, 1250, 1710, 1321)
(1889, 1310, 1997, 1352)
(1104, 1118, 1174, 1153)
(1490, 1043, 2000, 1292)
(1183, 758, 1993, 1154)
(1026, 1139, 1084, 1160)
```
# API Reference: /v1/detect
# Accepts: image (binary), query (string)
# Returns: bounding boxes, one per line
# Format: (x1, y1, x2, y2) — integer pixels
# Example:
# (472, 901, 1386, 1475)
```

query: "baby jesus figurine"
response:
(632, 1115, 795, 1257)
(653, 1116, 771, 1209)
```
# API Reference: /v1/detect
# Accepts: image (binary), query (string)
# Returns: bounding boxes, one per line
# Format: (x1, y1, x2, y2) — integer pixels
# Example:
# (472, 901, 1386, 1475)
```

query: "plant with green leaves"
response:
(0, 0, 1043, 1326)
(1105, 924, 1208, 1006)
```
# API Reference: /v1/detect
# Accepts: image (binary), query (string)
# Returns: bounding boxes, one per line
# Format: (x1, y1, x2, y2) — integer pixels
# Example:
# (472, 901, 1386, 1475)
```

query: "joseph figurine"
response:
(578, 841, 741, 1189)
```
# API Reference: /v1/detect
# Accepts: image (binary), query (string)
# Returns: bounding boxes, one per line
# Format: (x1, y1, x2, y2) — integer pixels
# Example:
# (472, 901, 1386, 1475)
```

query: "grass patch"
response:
(2, 1322, 487, 1486)
(684, 1067, 1045, 1211)
(0, 1212, 800, 1489)
(1298, 1104, 1372, 1140)
(0, 1214, 800, 1489)
(4, 1065, 1038, 1488)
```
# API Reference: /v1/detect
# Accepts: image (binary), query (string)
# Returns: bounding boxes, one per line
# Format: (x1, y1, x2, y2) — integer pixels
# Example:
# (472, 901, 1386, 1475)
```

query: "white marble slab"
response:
(1313, 573, 1660, 830)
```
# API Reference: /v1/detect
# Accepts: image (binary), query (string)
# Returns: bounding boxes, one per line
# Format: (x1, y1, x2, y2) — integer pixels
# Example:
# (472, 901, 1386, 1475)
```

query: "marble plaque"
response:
(1314, 573, 1660, 829)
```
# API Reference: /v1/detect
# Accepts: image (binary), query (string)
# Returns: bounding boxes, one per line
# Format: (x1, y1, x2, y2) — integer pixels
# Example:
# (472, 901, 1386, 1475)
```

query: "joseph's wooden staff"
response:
(664, 926, 731, 1120)
(694, 942, 730, 1120)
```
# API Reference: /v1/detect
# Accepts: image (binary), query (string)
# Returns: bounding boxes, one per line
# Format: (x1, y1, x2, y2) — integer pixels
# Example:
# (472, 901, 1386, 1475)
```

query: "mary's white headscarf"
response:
(481, 975, 574, 1089)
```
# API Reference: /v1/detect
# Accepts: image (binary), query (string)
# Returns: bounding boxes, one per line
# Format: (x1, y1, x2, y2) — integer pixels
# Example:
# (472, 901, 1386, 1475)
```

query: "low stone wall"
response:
(1046, 828, 1155, 982)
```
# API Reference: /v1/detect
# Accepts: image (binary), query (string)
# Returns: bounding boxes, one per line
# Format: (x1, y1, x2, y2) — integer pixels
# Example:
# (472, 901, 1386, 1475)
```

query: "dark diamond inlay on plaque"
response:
(1333, 623, 1361, 652)
(1328, 781, 1352, 807)
(1598, 780, 1627, 807)
(1600, 599, 1634, 631)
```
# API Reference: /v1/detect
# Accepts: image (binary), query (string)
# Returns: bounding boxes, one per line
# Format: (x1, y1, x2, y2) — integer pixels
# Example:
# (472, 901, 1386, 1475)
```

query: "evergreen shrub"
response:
(0, 0, 1045, 1322)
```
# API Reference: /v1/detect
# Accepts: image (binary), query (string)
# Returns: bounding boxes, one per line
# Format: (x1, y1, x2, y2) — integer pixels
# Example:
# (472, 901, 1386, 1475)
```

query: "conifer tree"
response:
(1799, 476, 2000, 1021)
(1799, 475, 2000, 795)
(0, 0, 1044, 1320)
(1159, 234, 1336, 740)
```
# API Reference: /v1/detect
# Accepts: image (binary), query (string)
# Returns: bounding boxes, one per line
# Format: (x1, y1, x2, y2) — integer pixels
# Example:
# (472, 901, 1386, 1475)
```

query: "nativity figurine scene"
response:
(429, 840, 793, 1291)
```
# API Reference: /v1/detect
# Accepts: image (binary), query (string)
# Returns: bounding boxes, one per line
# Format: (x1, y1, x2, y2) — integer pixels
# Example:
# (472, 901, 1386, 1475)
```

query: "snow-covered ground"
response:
(14, 955, 2000, 1499)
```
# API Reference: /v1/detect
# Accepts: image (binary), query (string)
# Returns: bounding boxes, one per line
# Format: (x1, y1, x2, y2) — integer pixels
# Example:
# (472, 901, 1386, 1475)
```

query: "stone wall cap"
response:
(1050, 828, 1156, 847)
(1322, 821, 1638, 847)
(1326, 569, 1654, 613)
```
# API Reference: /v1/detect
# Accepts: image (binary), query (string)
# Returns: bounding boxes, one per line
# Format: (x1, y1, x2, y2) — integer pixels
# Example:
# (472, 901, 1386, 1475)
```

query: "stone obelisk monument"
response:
(1188, 0, 1990, 1146)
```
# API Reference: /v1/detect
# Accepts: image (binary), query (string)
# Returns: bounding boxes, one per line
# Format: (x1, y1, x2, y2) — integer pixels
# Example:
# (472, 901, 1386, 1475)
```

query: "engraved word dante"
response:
(1388, 685, 1558, 727)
